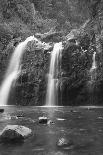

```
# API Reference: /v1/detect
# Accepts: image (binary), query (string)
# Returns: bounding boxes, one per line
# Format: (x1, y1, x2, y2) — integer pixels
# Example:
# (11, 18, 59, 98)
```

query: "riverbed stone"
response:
(57, 138, 74, 148)
(38, 116, 54, 125)
(0, 109, 4, 113)
(0, 125, 32, 142)
(39, 116, 48, 124)
(47, 120, 54, 125)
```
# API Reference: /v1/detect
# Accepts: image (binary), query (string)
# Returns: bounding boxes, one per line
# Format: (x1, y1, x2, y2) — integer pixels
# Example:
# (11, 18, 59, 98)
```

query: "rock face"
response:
(0, 125, 32, 142)
(57, 31, 103, 106)
(0, 0, 103, 106)
(8, 40, 52, 106)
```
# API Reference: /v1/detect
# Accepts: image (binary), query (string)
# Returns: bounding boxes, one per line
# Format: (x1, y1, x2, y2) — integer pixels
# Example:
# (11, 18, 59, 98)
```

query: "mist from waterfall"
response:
(0, 36, 35, 106)
(46, 42, 63, 107)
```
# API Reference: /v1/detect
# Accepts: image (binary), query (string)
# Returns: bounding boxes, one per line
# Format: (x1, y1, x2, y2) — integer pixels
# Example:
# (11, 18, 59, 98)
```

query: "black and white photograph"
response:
(0, 0, 103, 154)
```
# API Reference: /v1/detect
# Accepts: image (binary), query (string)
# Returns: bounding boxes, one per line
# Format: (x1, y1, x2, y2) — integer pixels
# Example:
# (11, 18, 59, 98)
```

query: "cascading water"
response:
(90, 51, 97, 82)
(0, 36, 35, 106)
(87, 51, 97, 104)
(46, 42, 63, 107)
(88, 51, 97, 96)
(91, 52, 96, 71)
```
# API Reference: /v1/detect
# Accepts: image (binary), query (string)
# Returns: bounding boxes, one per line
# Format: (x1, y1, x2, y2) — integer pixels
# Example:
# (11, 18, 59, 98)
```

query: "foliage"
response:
(0, 0, 103, 105)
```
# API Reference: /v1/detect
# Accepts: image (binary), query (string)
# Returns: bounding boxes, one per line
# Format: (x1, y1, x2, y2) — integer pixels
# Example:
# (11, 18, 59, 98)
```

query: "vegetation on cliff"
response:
(0, 0, 103, 105)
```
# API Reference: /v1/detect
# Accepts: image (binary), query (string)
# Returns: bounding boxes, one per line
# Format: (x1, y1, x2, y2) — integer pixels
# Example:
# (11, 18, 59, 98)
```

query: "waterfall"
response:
(46, 42, 63, 107)
(90, 52, 97, 81)
(91, 52, 96, 71)
(0, 36, 35, 106)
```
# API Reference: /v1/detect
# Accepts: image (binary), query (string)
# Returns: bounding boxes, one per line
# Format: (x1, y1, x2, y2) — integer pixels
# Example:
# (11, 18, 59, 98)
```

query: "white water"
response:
(91, 52, 96, 71)
(0, 36, 35, 106)
(89, 51, 97, 86)
(46, 42, 63, 106)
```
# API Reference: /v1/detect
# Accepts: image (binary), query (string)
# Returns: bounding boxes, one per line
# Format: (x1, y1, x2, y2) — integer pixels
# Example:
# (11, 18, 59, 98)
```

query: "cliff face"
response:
(0, 0, 103, 106)
(59, 19, 103, 105)
(14, 42, 51, 106)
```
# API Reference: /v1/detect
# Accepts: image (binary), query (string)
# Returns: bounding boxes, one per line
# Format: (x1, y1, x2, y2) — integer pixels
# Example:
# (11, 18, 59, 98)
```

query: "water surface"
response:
(0, 106, 103, 155)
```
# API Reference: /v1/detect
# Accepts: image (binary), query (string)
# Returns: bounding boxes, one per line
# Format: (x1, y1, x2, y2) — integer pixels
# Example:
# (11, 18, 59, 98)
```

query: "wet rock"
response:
(57, 138, 74, 148)
(0, 125, 32, 142)
(38, 116, 54, 125)
(47, 120, 54, 125)
(0, 109, 4, 113)
(16, 114, 24, 118)
(38, 116, 48, 124)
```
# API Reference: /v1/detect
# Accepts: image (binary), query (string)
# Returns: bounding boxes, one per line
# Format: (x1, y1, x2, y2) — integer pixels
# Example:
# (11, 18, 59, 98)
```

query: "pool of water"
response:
(0, 106, 103, 155)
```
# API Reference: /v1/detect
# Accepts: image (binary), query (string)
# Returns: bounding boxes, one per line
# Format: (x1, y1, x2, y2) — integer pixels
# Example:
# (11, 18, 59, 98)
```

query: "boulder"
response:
(57, 138, 73, 148)
(47, 120, 54, 125)
(0, 125, 32, 142)
(38, 116, 54, 125)
(0, 109, 4, 113)
(38, 116, 48, 124)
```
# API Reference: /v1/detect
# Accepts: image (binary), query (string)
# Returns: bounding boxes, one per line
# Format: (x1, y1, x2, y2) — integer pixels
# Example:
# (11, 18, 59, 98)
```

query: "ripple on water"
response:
(98, 116, 103, 119)
(0, 114, 11, 121)
(32, 148, 45, 151)
(56, 118, 66, 121)
(98, 129, 103, 132)
(48, 151, 67, 155)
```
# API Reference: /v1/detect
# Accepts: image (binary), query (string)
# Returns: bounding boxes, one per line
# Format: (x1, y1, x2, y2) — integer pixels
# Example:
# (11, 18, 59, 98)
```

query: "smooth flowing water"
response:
(46, 42, 63, 107)
(0, 36, 35, 106)
(91, 52, 96, 71)
(90, 52, 97, 82)
(0, 106, 103, 155)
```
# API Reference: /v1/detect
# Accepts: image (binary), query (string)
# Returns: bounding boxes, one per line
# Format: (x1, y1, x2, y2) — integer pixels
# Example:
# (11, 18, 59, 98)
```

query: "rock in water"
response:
(39, 116, 48, 124)
(0, 125, 32, 142)
(57, 138, 73, 148)
(38, 116, 54, 125)
(0, 109, 4, 113)
(47, 120, 54, 125)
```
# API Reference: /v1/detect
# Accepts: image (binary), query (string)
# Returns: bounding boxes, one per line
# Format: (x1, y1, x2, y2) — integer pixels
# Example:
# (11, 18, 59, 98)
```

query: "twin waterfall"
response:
(0, 33, 98, 107)
(0, 34, 97, 107)
(46, 42, 63, 106)
(0, 34, 63, 106)
(0, 36, 35, 106)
